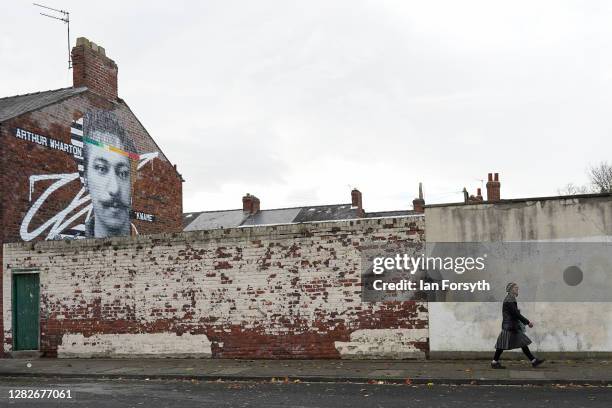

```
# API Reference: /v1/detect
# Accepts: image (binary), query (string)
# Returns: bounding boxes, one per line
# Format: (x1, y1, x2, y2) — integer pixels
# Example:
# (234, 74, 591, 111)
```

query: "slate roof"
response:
(0, 87, 88, 122)
(183, 204, 420, 231)
(365, 210, 416, 218)
(183, 209, 246, 231)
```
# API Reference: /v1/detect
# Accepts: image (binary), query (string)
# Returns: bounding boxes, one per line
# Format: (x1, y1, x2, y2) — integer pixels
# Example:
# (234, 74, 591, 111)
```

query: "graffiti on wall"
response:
(15, 110, 159, 241)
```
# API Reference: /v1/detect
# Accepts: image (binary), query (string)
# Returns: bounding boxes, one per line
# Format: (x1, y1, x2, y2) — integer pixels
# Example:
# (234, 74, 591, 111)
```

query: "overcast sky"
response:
(2, 1, 611, 212)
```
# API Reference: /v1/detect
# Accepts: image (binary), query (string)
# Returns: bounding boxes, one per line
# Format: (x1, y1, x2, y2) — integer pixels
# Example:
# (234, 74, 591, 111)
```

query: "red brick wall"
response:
(1, 92, 182, 241)
(0, 91, 182, 355)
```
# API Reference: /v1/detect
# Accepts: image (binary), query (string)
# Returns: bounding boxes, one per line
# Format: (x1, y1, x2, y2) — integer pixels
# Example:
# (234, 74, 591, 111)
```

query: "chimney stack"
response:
(72, 37, 118, 101)
(412, 182, 425, 213)
(467, 187, 484, 203)
(242, 193, 260, 214)
(351, 188, 364, 217)
(486, 172, 501, 202)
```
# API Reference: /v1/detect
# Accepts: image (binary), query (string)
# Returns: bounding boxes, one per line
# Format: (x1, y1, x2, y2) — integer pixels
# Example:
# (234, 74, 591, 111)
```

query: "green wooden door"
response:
(13, 273, 40, 350)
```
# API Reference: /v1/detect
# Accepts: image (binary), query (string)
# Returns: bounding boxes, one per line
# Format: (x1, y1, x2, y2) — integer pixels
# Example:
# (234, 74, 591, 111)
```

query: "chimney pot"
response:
(486, 172, 501, 202)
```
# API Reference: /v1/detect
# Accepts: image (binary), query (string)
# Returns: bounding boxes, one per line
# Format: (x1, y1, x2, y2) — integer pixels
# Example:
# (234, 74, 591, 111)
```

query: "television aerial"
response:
(33, 3, 72, 69)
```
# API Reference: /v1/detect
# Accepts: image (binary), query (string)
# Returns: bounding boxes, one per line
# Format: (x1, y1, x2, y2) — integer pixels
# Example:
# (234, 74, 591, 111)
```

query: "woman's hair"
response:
(506, 282, 517, 292)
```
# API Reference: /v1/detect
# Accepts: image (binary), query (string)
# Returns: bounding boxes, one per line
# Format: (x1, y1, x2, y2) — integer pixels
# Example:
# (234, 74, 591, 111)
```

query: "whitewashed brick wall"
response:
(3, 216, 428, 358)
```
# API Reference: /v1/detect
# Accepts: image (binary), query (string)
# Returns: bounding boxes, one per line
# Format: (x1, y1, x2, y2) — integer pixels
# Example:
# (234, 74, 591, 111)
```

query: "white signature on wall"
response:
(19, 152, 159, 241)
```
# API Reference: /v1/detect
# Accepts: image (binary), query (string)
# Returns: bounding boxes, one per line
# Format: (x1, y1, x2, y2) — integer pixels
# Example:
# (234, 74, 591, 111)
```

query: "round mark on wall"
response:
(563, 265, 583, 286)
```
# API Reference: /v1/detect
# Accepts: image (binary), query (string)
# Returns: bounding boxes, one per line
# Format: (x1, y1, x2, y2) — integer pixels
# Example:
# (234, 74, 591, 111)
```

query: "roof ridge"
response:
(0, 86, 77, 101)
(367, 209, 415, 213)
(187, 203, 354, 215)
(273, 203, 353, 211)
(185, 208, 243, 214)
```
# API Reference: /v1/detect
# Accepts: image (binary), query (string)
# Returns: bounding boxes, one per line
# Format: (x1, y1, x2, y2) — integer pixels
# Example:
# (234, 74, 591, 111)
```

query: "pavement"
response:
(0, 358, 610, 386)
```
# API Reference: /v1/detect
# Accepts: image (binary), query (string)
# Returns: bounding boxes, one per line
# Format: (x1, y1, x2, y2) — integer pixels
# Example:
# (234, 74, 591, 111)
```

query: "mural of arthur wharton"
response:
(82, 110, 136, 238)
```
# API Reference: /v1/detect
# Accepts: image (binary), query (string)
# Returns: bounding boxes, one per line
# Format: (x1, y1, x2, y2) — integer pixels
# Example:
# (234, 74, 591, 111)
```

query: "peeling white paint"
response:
(57, 333, 212, 358)
(335, 329, 427, 359)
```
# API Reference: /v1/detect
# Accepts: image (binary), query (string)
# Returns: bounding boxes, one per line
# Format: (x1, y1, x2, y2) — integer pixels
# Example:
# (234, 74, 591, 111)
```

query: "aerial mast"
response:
(33, 3, 71, 69)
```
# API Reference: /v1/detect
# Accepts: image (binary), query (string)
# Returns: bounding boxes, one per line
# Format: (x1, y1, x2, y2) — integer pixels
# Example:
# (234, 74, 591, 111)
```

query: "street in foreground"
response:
(0, 378, 610, 408)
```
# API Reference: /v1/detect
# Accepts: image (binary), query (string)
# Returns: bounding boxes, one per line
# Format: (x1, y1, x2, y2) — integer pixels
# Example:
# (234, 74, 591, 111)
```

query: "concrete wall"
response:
(3, 217, 428, 359)
(425, 195, 612, 354)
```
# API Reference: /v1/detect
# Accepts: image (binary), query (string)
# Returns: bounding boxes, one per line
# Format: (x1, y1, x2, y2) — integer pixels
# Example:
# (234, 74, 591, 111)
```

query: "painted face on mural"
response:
(82, 110, 136, 238)
(85, 133, 132, 237)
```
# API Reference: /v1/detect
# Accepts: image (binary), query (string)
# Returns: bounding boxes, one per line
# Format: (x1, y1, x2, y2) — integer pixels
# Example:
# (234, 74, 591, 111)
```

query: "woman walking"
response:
(491, 282, 545, 369)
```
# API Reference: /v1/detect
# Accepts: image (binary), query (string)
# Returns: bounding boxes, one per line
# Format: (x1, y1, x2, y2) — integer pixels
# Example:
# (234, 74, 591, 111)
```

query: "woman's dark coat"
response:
(501, 300, 530, 331)
(495, 298, 532, 350)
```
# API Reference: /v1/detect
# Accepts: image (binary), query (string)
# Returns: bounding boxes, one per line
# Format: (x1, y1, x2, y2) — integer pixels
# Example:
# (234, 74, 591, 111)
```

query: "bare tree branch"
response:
(557, 182, 593, 195)
(588, 161, 612, 193)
